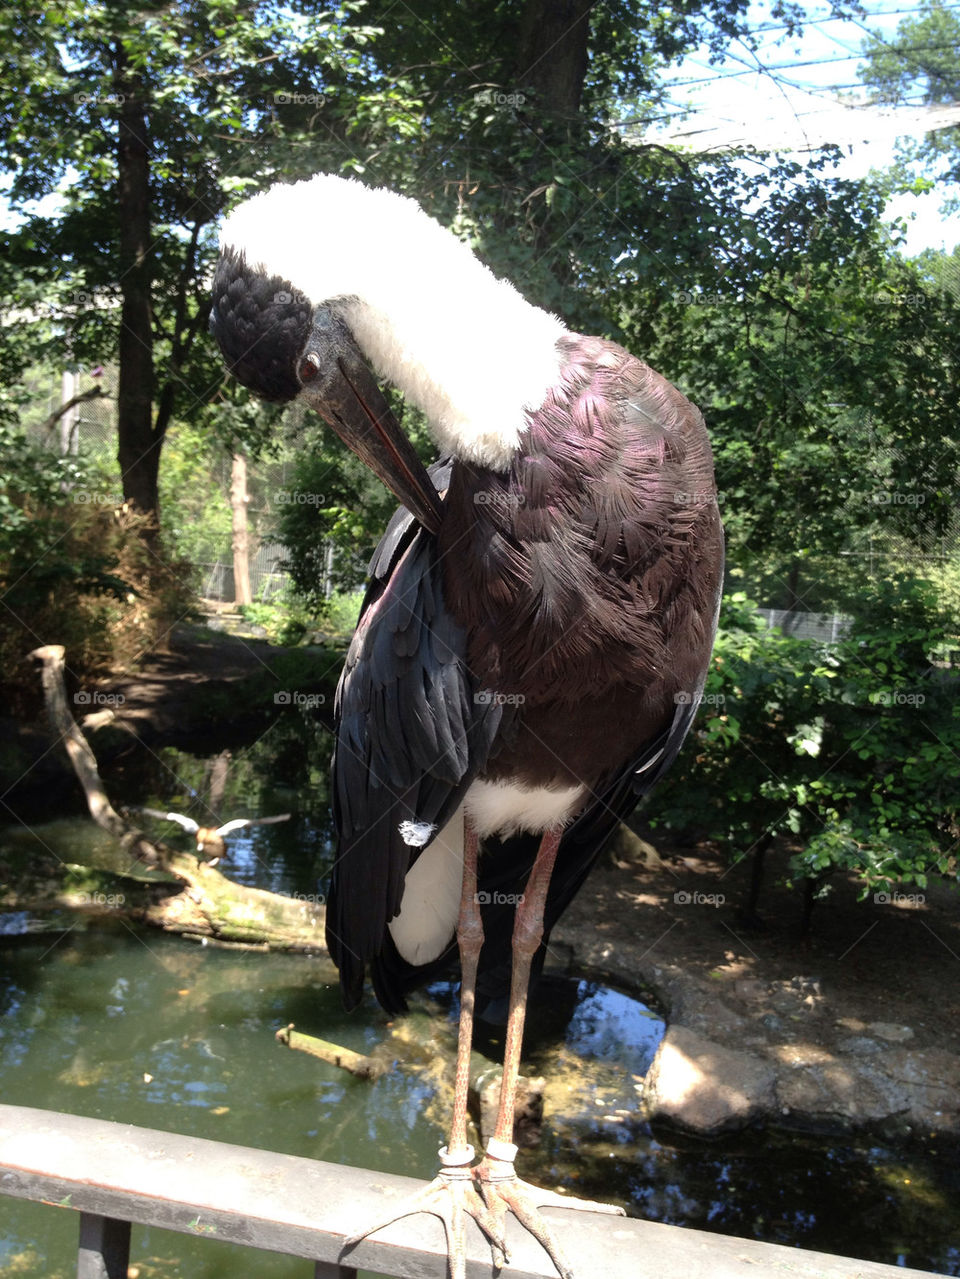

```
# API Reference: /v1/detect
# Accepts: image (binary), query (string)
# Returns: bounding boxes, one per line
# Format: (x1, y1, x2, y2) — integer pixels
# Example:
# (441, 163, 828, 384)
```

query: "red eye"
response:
(299, 352, 321, 383)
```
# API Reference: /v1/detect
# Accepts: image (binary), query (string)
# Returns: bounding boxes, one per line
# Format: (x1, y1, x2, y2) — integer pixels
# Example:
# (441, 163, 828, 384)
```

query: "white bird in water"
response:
(131, 808, 291, 865)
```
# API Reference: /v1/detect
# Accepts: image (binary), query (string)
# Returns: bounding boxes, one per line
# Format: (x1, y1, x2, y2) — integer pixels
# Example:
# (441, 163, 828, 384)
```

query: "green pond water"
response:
(1, 716, 958, 1277)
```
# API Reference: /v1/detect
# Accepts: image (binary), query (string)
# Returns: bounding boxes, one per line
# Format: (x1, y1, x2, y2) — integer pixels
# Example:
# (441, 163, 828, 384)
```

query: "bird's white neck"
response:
(220, 174, 569, 470)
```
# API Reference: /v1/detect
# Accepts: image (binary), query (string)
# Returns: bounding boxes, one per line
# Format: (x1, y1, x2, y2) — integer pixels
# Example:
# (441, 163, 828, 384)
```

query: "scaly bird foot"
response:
(474, 1140, 626, 1279)
(341, 1146, 507, 1279)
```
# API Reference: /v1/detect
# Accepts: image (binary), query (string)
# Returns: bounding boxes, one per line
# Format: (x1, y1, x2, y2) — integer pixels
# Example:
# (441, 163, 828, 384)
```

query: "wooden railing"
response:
(0, 1105, 947, 1279)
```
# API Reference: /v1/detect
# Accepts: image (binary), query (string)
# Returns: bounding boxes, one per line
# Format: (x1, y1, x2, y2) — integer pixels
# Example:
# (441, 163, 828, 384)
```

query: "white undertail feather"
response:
(389, 808, 465, 965)
(465, 780, 586, 839)
(389, 784, 585, 963)
(220, 175, 568, 470)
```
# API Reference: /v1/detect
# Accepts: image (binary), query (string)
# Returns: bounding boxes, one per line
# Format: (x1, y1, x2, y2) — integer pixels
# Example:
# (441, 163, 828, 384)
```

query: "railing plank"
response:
(0, 1105, 949, 1279)
(77, 1212, 131, 1279)
(313, 1262, 357, 1279)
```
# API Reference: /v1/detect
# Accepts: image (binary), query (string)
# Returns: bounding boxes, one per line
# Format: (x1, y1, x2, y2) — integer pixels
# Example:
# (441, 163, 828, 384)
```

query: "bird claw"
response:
(341, 1163, 507, 1279)
(474, 1154, 626, 1279)
(341, 1150, 623, 1279)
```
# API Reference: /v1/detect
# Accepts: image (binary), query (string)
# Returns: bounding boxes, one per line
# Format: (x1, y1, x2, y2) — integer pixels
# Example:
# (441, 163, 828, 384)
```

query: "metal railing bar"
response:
(314, 1262, 357, 1279)
(77, 1211, 131, 1279)
(0, 1105, 949, 1279)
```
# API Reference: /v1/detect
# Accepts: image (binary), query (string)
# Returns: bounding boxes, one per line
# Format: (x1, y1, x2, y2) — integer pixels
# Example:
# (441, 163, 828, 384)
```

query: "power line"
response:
(845, 10, 958, 93)
(735, 2, 960, 38)
(668, 41, 960, 89)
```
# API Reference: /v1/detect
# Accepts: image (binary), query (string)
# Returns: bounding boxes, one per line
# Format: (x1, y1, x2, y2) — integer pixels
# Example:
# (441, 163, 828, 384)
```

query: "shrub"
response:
(644, 581, 959, 903)
(0, 431, 195, 711)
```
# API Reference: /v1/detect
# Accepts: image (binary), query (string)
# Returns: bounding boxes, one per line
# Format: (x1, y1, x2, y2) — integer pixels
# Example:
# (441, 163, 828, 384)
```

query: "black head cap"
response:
(210, 247, 314, 401)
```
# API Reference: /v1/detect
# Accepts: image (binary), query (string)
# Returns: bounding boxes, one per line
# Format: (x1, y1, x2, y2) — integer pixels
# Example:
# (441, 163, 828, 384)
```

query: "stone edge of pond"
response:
(547, 935, 960, 1143)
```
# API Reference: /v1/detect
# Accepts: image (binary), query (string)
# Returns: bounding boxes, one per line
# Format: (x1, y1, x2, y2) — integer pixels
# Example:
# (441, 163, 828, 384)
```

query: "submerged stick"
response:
(275, 1024, 387, 1079)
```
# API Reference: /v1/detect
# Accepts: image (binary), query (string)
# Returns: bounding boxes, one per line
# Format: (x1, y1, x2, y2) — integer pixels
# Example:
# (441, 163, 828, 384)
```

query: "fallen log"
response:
(23, 644, 328, 955)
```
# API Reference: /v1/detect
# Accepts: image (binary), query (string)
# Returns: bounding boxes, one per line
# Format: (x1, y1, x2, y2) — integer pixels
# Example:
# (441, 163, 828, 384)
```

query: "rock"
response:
(734, 979, 768, 1001)
(837, 1036, 882, 1056)
(473, 1069, 544, 1149)
(769, 1043, 835, 1068)
(868, 1021, 915, 1043)
(642, 1025, 776, 1136)
(673, 993, 750, 1038)
(775, 1059, 909, 1129)
(880, 1048, 960, 1129)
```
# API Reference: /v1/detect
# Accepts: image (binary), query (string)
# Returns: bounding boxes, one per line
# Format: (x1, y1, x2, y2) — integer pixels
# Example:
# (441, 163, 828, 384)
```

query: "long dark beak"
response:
(296, 308, 443, 535)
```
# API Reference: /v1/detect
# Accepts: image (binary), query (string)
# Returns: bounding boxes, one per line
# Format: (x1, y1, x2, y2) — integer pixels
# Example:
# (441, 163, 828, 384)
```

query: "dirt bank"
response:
(553, 833, 960, 1139)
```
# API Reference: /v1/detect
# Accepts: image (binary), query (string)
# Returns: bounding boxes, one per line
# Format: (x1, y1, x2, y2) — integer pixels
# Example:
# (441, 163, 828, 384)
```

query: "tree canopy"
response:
(1, 0, 957, 895)
(859, 0, 960, 195)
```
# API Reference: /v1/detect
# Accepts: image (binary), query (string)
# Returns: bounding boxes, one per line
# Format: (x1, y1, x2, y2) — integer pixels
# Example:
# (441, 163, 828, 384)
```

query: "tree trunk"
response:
(783, 559, 803, 613)
(231, 453, 253, 606)
(740, 830, 774, 926)
(113, 45, 158, 521)
(512, 0, 593, 118)
(60, 369, 80, 456)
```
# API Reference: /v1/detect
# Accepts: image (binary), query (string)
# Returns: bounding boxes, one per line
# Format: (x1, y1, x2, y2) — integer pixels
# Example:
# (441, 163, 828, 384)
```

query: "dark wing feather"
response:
(325, 462, 505, 1010)
(370, 551, 723, 1020)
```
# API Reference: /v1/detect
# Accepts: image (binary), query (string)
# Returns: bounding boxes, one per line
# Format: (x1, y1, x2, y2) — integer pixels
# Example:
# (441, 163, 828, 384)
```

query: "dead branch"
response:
(26, 644, 328, 953)
(29, 644, 163, 866)
(41, 385, 105, 433)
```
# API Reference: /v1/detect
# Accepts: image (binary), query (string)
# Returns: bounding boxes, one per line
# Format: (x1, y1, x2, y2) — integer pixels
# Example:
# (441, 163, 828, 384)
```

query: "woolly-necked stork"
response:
(211, 174, 723, 1279)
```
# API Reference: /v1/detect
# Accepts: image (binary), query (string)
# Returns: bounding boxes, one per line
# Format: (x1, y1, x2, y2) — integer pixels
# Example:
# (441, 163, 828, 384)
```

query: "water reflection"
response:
(1, 716, 958, 1276)
(108, 709, 336, 897)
